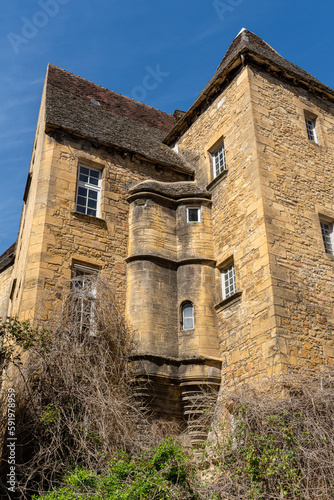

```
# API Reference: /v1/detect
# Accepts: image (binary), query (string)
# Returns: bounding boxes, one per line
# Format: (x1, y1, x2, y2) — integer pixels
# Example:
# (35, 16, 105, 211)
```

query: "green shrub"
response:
(33, 438, 197, 500)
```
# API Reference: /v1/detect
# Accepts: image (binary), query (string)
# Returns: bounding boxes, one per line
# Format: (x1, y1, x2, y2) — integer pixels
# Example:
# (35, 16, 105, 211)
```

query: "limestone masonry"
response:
(1, 29, 334, 436)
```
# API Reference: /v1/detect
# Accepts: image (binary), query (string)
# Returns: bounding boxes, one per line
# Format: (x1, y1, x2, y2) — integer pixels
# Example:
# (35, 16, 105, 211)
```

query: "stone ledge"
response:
(130, 354, 222, 385)
(215, 290, 243, 312)
(127, 191, 212, 208)
(126, 253, 216, 268)
(207, 169, 228, 191)
(70, 211, 107, 228)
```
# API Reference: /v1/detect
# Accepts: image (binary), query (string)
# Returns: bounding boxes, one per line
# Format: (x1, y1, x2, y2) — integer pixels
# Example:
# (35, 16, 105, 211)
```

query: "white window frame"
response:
(212, 143, 226, 178)
(187, 207, 201, 223)
(320, 220, 334, 255)
(182, 303, 194, 330)
(72, 264, 98, 337)
(76, 165, 102, 217)
(221, 264, 237, 300)
(305, 116, 317, 143)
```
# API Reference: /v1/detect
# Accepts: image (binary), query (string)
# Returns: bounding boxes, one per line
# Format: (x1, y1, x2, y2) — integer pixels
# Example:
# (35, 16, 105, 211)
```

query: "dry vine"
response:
(197, 371, 334, 499)
(0, 277, 151, 498)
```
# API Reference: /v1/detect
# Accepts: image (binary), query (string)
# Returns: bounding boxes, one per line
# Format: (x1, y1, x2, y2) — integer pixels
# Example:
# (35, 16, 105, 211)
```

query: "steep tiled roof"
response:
(45, 65, 193, 174)
(199, 28, 325, 99)
(164, 29, 334, 145)
(0, 242, 16, 273)
(47, 65, 175, 133)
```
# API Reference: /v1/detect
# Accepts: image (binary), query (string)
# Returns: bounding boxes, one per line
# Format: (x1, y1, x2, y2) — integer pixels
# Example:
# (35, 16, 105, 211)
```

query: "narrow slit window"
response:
(9, 278, 17, 301)
(305, 117, 317, 143)
(23, 172, 32, 203)
(182, 303, 194, 330)
(320, 220, 334, 255)
(76, 165, 102, 217)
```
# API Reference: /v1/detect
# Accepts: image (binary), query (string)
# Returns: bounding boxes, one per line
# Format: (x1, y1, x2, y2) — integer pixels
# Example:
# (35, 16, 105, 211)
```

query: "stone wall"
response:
(0, 265, 13, 320)
(9, 126, 188, 323)
(177, 66, 279, 385)
(4, 57, 334, 414)
(249, 67, 334, 372)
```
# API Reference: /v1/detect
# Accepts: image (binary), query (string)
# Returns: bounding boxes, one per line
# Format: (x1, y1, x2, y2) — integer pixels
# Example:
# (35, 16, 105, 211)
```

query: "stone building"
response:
(1, 29, 334, 432)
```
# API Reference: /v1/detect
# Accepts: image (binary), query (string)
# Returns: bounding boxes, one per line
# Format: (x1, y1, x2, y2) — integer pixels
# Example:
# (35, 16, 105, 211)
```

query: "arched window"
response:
(182, 303, 194, 330)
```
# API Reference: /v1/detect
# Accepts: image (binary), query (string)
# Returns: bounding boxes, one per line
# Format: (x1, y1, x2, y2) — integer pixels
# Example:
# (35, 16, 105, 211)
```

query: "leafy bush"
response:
(33, 438, 197, 500)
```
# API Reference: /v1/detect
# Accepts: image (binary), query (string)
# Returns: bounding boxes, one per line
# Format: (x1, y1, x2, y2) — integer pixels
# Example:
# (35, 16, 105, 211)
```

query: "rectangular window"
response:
(212, 143, 226, 178)
(72, 264, 98, 337)
(221, 264, 237, 300)
(187, 207, 201, 223)
(320, 220, 334, 254)
(76, 165, 102, 217)
(305, 117, 317, 143)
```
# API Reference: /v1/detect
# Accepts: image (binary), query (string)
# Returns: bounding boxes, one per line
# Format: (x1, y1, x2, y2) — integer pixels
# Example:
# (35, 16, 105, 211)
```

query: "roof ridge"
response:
(215, 28, 280, 74)
(47, 63, 173, 119)
(237, 28, 281, 56)
(163, 29, 334, 146)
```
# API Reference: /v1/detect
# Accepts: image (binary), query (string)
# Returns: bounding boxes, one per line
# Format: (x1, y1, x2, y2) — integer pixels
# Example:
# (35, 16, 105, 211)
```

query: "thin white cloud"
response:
(4, 96, 37, 109)
(0, 128, 35, 139)
(0, 139, 27, 150)
(181, 24, 222, 48)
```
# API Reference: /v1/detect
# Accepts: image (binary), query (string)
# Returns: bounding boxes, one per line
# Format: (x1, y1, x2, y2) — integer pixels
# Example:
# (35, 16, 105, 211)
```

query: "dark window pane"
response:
(88, 189, 98, 200)
(88, 199, 97, 209)
(89, 176, 99, 186)
(87, 208, 96, 216)
(188, 209, 199, 222)
(78, 187, 87, 196)
(77, 196, 87, 206)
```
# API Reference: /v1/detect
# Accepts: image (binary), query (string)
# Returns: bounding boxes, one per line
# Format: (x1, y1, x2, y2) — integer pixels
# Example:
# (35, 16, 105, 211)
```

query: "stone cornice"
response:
(125, 254, 216, 268)
(127, 191, 212, 208)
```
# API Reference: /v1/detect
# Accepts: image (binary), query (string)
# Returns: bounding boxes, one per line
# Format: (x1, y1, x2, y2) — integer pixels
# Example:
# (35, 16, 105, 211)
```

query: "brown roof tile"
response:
(45, 66, 193, 174)
(0, 242, 16, 273)
(47, 65, 175, 133)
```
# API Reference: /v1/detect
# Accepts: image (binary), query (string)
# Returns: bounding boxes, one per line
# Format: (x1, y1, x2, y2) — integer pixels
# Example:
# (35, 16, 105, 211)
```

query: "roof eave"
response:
(163, 50, 244, 146)
(45, 122, 195, 176)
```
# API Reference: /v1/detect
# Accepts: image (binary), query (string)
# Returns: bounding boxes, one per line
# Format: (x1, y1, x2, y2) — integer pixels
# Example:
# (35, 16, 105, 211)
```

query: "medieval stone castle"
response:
(1, 29, 334, 430)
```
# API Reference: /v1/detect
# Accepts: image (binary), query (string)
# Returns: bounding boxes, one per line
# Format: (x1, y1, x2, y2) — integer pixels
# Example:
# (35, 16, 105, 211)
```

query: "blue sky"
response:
(1, 0, 334, 254)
